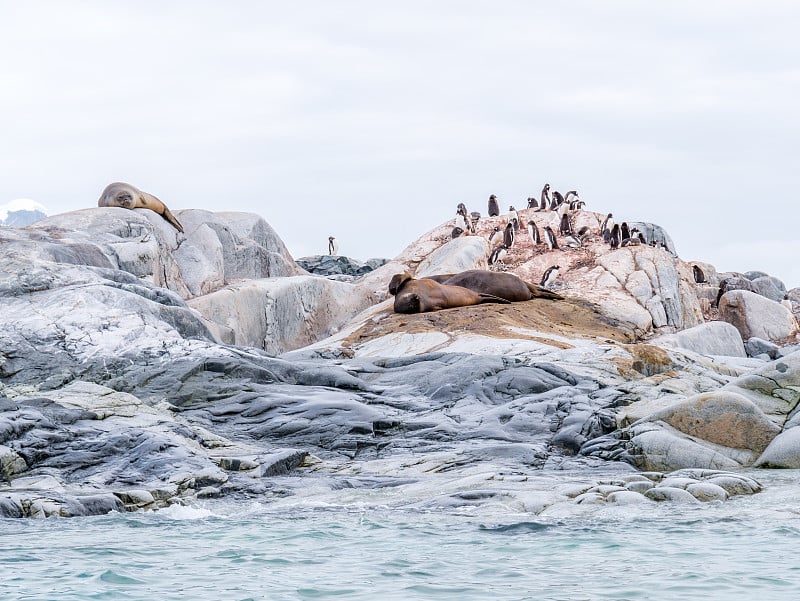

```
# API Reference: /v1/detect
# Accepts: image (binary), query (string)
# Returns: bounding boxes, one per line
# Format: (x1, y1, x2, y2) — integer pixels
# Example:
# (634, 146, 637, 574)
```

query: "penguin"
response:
(564, 234, 582, 248)
(569, 199, 586, 211)
(508, 206, 519, 231)
(527, 197, 538, 209)
(621, 237, 640, 247)
(540, 184, 551, 210)
(488, 226, 502, 246)
(488, 243, 508, 266)
(469, 211, 481, 234)
(693, 265, 706, 284)
(620, 222, 630, 242)
(543, 225, 559, 250)
(637, 232, 646, 244)
(457, 202, 468, 221)
(527, 220, 541, 244)
(540, 265, 560, 288)
(455, 212, 468, 231)
(564, 190, 579, 203)
(488, 194, 500, 217)
(559, 213, 573, 236)
(451, 226, 464, 239)
(609, 224, 620, 249)
(600, 213, 613, 236)
(557, 202, 570, 219)
(577, 225, 591, 238)
(503, 222, 515, 248)
(552, 191, 565, 207)
(328, 236, 339, 256)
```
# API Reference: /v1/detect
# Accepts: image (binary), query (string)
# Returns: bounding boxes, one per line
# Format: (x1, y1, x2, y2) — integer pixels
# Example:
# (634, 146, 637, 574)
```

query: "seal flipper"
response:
(525, 283, 564, 301)
(477, 293, 511, 305)
(160, 206, 184, 233)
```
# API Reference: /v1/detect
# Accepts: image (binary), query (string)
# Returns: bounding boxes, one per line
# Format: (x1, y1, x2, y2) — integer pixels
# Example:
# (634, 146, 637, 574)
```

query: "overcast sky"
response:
(2, 1, 799, 288)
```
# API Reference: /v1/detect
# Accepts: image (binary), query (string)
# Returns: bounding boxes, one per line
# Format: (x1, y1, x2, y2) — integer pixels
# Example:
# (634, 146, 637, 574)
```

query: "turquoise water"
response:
(2, 472, 800, 600)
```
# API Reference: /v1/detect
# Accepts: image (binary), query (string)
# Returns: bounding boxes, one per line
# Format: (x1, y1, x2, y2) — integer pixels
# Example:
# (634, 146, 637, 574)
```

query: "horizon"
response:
(3, 2, 799, 288)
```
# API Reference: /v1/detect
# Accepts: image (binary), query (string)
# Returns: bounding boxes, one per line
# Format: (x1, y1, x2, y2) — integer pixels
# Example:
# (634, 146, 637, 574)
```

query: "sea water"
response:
(2, 471, 800, 601)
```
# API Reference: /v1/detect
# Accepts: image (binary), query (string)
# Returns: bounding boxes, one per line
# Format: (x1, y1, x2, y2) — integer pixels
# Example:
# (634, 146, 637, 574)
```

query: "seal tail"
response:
(526, 283, 564, 300)
(161, 207, 185, 233)
(477, 293, 512, 305)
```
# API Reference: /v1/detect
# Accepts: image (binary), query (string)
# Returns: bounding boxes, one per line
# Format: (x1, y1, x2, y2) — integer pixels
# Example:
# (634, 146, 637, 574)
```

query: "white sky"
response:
(2, 1, 799, 288)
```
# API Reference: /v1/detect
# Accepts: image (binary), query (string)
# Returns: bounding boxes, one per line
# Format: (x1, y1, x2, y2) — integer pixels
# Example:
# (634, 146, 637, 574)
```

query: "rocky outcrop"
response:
(718, 289, 798, 342)
(653, 321, 745, 357)
(583, 350, 800, 471)
(187, 275, 378, 354)
(295, 255, 388, 278)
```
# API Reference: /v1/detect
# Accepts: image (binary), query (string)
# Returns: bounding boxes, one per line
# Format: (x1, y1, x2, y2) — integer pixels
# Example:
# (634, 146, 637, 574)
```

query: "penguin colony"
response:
(444, 185, 672, 289)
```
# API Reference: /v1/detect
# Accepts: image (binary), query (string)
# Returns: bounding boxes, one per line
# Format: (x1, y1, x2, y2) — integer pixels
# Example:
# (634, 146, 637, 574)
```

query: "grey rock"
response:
(750, 276, 787, 302)
(744, 337, 781, 359)
(295, 255, 388, 277)
(654, 321, 745, 357)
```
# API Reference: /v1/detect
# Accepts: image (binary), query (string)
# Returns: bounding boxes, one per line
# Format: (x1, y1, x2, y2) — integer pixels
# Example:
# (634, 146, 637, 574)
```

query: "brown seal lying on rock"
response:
(433, 270, 563, 302)
(389, 272, 510, 314)
(98, 182, 184, 233)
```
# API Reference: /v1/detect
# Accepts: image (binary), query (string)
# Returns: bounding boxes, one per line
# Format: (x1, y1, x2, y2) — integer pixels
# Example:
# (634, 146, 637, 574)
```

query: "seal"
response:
(388, 272, 510, 313)
(438, 270, 563, 301)
(98, 182, 184, 233)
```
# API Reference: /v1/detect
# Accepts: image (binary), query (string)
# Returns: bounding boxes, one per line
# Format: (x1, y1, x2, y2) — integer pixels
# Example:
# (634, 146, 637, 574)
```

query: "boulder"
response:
(718, 289, 799, 342)
(654, 321, 745, 357)
(750, 276, 787, 303)
(596, 246, 703, 331)
(744, 337, 781, 360)
(754, 427, 800, 468)
(416, 236, 489, 277)
(187, 276, 378, 355)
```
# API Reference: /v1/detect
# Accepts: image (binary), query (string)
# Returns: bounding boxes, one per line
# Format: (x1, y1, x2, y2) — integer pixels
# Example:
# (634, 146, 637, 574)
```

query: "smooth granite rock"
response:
(719, 289, 799, 342)
(654, 321, 746, 357)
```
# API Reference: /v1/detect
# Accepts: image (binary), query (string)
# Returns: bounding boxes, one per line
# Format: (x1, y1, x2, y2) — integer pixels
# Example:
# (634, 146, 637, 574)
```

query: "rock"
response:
(645, 391, 781, 455)
(596, 246, 703, 331)
(644, 486, 700, 503)
(295, 255, 388, 277)
(187, 275, 377, 354)
(716, 275, 757, 306)
(754, 427, 800, 467)
(750, 276, 787, 303)
(685, 482, 728, 502)
(718, 289, 798, 342)
(627, 222, 677, 255)
(654, 321, 745, 357)
(722, 351, 800, 425)
(416, 237, 489, 277)
(744, 337, 781, 359)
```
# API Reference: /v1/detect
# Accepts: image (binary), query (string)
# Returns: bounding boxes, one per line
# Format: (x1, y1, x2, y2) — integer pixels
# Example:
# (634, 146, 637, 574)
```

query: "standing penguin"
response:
(600, 213, 613, 236)
(541, 184, 551, 210)
(455, 211, 468, 231)
(508, 205, 519, 231)
(565, 190, 579, 203)
(488, 225, 502, 246)
(543, 225, 559, 250)
(552, 191, 565, 207)
(527, 197, 539, 209)
(328, 236, 339, 256)
(503, 222, 515, 248)
(527, 219, 541, 244)
(620, 222, 630, 242)
(609, 224, 620, 249)
(488, 194, 500, 217)
(488, 244, 508, 266)
(559, 213, 573, 236)
(541, 265, 560, 288)
(457, 202, 468, 221)
(693, 265, 706, 284)
(469, 211, 481, 233)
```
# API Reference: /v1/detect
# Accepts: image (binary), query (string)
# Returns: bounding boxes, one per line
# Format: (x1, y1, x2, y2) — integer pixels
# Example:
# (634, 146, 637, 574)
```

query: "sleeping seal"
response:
(98, 182, 184, 233)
